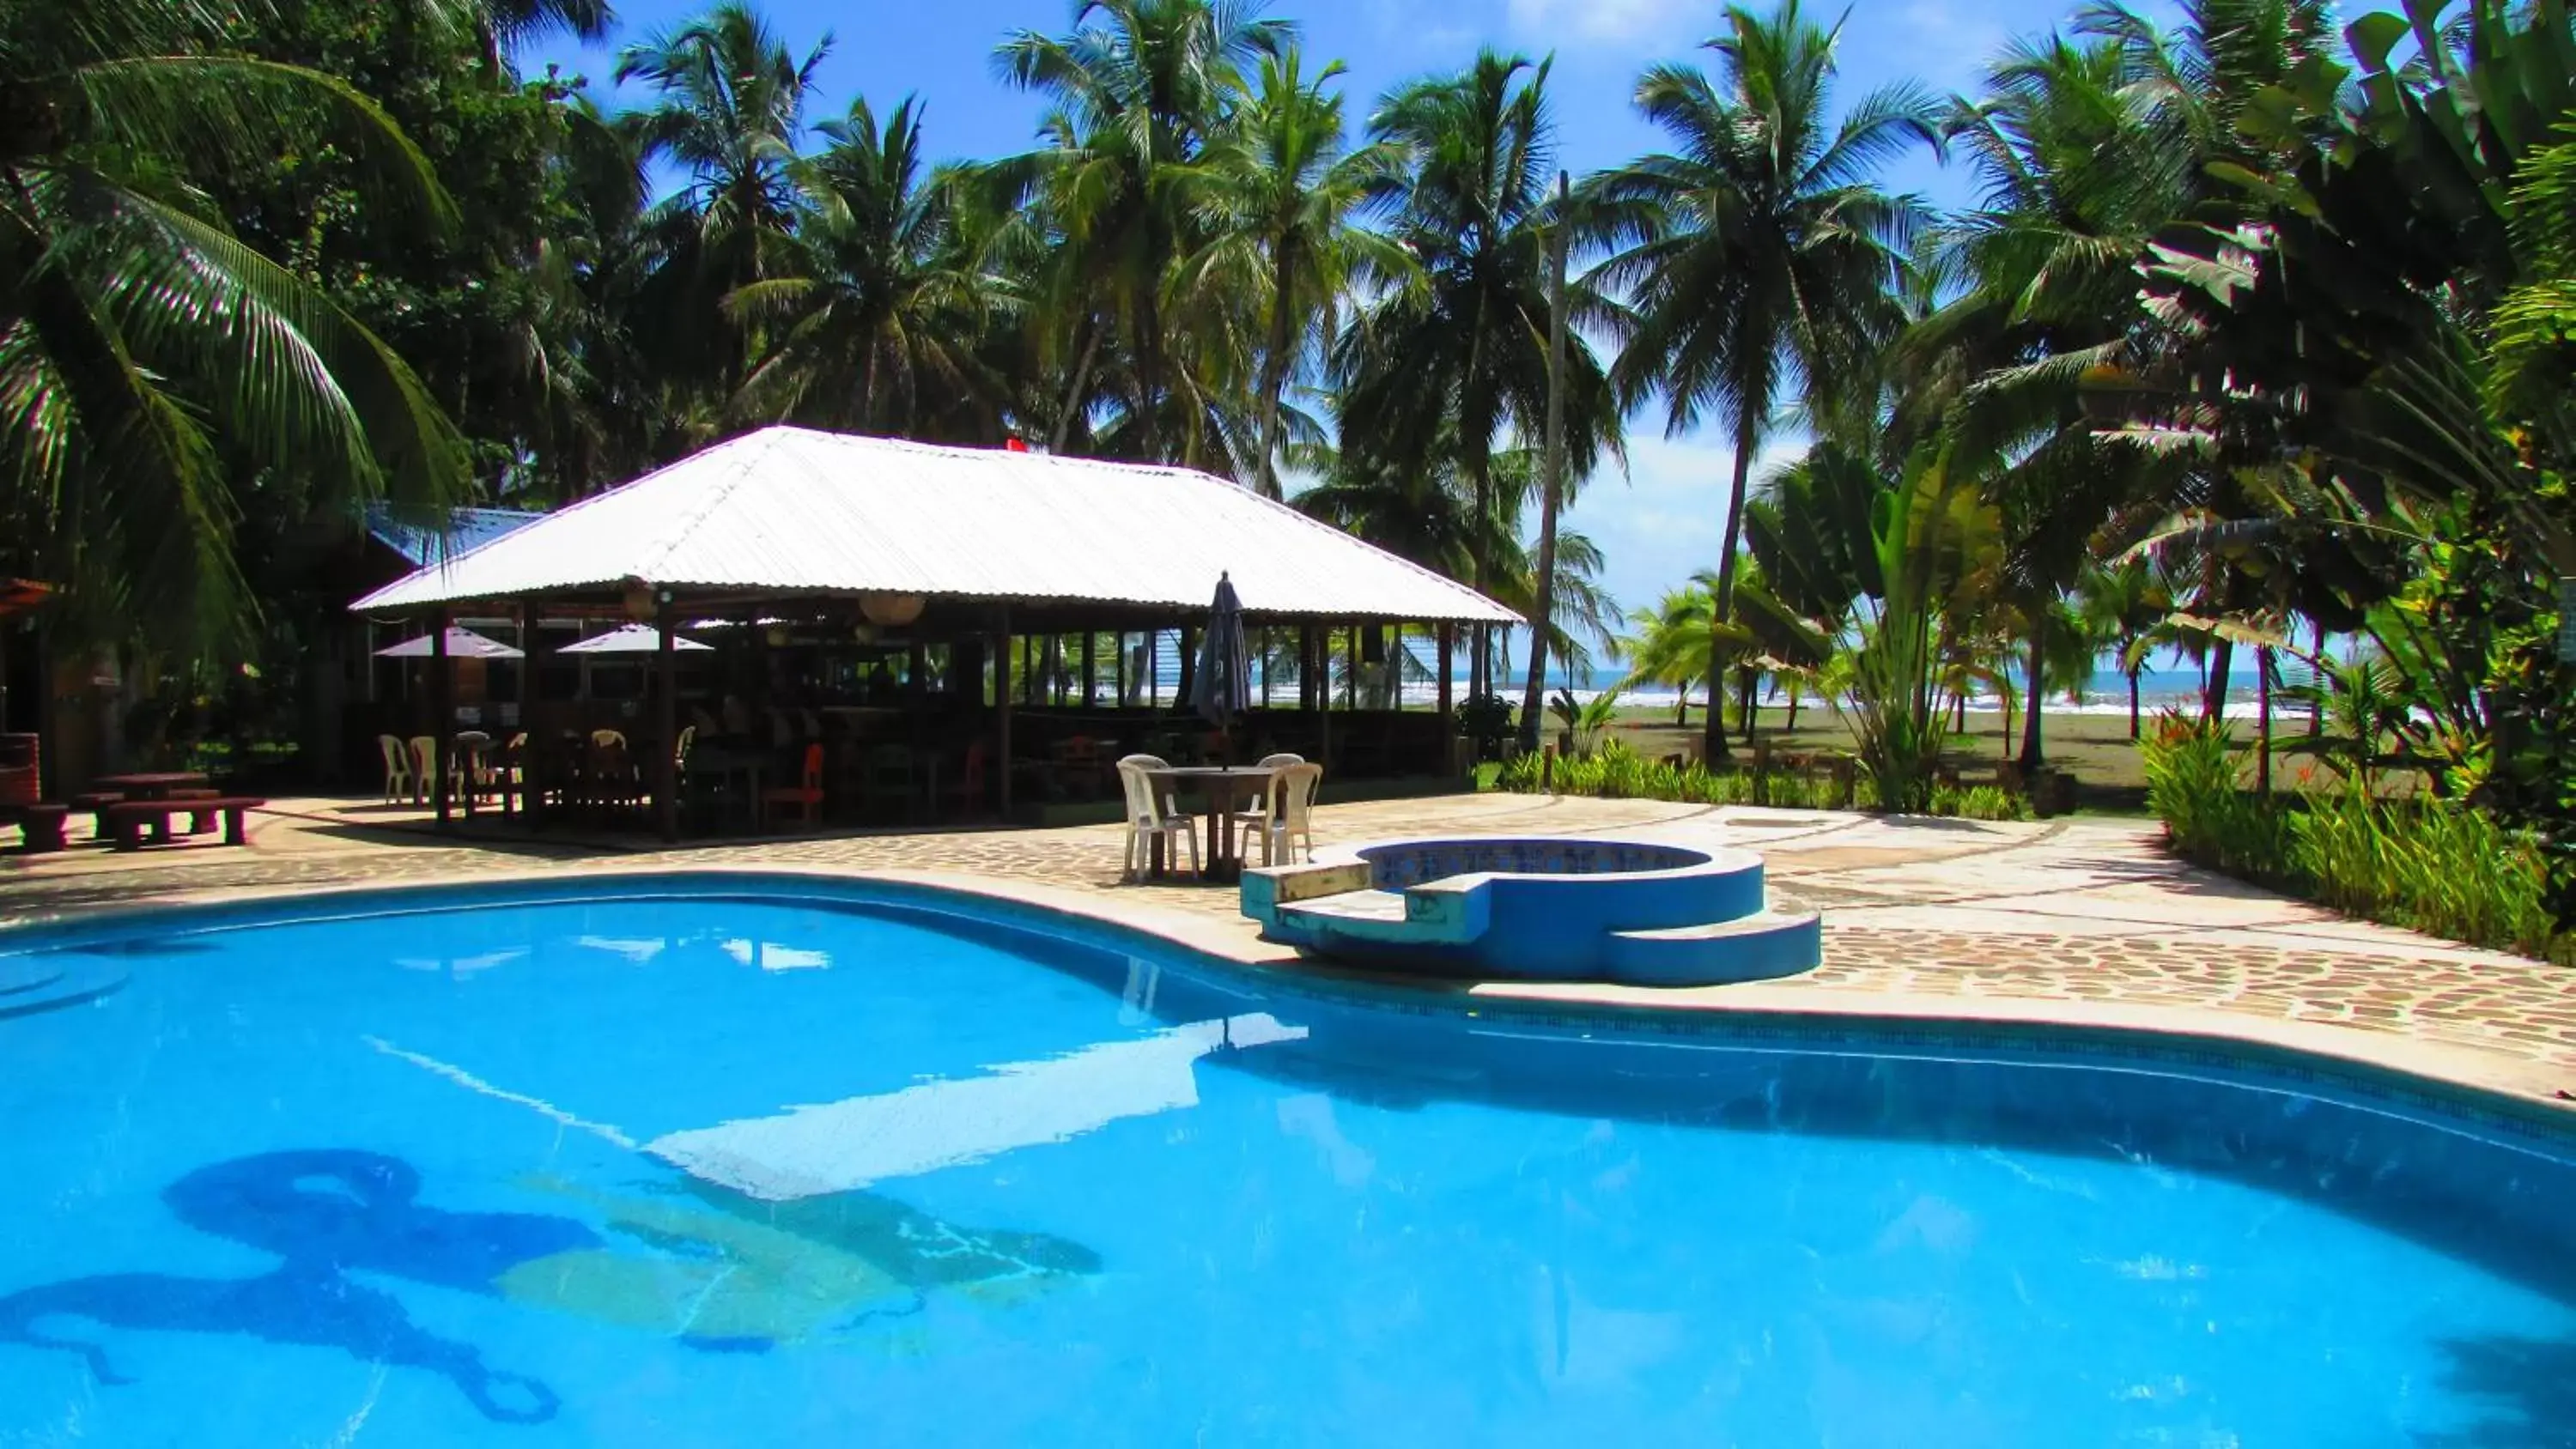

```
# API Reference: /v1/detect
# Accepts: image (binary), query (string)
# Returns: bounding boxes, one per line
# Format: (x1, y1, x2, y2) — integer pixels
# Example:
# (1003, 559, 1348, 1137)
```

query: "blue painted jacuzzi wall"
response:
(1226, 834, 1772, 983)
(1341, 839, 1770, 977)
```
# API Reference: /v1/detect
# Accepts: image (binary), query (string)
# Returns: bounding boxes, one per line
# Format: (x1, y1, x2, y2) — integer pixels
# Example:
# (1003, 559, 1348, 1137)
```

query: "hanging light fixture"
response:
(860, 592, 926, 627)
(623, 579, 673, 622)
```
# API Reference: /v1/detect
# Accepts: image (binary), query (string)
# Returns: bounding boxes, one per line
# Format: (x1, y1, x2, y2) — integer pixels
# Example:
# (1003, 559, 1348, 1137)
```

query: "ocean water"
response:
(3, 887, 2566, 1446)
(1088, 634, 2289, 721)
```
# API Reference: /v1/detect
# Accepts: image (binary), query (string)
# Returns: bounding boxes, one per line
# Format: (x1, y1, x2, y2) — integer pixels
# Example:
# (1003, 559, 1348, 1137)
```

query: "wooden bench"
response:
(102, 797, 264, 851)
(163, 786, 223, 834)
(69, 791, 126, 839)
(1, 803, 68, 853)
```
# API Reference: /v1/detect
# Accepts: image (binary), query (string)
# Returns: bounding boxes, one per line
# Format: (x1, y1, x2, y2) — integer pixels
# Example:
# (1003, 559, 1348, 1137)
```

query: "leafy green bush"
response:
(2141, 710, 2572, 961)
(1929, 784, 2033, 822)
(2292, 785, 2564, 960)
(2140, 712, 2298, 882)
(1457, 694, 1515, 758)
(1492, 739, 1882, 810)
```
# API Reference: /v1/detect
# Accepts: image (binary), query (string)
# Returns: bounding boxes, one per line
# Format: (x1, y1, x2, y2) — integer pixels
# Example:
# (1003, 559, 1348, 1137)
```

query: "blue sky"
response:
(526, 0, 2118, 616)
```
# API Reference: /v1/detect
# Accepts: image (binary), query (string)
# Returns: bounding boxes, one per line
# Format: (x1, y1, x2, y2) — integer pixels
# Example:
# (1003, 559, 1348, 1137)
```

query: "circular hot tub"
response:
(1242, 837, 1818, 985)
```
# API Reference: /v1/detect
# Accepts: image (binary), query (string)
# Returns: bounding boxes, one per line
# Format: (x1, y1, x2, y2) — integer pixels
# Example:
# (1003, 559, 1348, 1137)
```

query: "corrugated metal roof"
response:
(352, 427, 1519, 623)
(365, 505, 546, 567)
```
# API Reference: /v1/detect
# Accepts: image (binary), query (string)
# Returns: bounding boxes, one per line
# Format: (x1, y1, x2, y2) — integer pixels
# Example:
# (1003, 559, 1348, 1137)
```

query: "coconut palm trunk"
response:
(1049, 323, 1103, 453)
(2203, 636, 2233, 724)
(1700, 411, 1759, 761)
(1255, 268, 1294, 496)
(1516, 174, 1571, 754)
(2018, 615, 2046, 768)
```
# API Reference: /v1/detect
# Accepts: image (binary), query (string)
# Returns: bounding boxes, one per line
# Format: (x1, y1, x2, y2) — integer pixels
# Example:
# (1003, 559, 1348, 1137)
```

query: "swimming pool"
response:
(2, 874, 2571, 1446)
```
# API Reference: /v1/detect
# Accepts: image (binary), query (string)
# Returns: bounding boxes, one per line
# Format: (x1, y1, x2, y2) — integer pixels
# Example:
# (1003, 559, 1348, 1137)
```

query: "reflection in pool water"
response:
(0, 1146, 1103, 1422)
(0, 1151, 581, 1422)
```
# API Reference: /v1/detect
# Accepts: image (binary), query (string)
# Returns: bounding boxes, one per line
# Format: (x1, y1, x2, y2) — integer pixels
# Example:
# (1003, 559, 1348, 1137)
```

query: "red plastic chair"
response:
(763, 743, 826, 831)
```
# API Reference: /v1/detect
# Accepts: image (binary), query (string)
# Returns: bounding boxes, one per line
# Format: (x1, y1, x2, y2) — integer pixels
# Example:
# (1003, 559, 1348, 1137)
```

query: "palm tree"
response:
(1173, 49, 1407, 495)
(1287, 437, 1480, 579)
(1490, 530, 1621, 690)
(728, 97, 1008, 440)
(1337, 50, 1622, 698)
(2075, 558, 2171, 737)
(1589, 0, 1939, 758)
(0, 0, 468, 651)
(994, 0, 1292, 463)
(1621, 587, 1716, 726)
(615, 0, 829, 402)
(473, 0, 617, 70)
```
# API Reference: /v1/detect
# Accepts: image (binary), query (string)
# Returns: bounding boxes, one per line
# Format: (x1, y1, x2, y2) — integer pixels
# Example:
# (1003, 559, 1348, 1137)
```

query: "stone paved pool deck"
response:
(4, 792, 2570, 1108)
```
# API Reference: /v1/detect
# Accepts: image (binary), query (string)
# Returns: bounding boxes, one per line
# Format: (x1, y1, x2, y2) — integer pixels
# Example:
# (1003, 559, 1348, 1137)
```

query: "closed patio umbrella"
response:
(374, 627, 522, 658)
(1190, 573, 1251, 756)
(559, 622, 714, 654)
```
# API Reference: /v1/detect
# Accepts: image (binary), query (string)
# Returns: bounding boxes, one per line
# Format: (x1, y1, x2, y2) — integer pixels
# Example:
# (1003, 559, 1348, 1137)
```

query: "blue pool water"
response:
(3, 882, 2573, 1446)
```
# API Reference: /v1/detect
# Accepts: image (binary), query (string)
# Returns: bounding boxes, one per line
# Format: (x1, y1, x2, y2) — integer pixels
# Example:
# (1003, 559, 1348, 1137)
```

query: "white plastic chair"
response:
(1119, 753, 1182, 815)
(1262, 761, 1322, 866)
(453, 730, 494, 803)
(1239, 751, 1306, 824)
(1116, 756, 1198, 881)
(407, 736, 437, 804)
(378, 735, 415, 804)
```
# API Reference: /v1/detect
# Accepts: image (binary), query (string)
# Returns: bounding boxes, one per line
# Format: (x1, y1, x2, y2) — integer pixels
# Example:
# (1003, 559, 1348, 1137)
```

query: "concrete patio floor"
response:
(3, 791, 2569, 1106)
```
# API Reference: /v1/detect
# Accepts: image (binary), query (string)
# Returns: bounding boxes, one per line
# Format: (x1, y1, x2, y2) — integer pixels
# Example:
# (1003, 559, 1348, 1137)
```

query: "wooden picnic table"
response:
(1144, 764, 1281, 883)
(92, 772, 210, 802)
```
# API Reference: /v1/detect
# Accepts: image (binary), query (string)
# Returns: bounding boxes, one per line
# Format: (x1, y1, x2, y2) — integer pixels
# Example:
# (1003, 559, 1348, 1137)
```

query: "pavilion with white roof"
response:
(355, 427, 1517, 837)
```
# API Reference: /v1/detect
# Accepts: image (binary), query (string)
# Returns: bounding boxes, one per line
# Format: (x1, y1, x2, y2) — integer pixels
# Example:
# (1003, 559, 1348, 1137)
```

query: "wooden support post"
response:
(1080, 631, 1096, 708)
(518, 600, 542, 826)
(1115, 630, 1127, 707)
(995, 607, 1014, 820)
(656, 604, 678, 842)
(1301, 623, 1319, 712)
(1389, 623, 1402, 710)
(1176, 626, 1197, 712)
(1437, 621, 1455, 774)
(431, 607, 453, 831)
(1345, 623, 1358, 709)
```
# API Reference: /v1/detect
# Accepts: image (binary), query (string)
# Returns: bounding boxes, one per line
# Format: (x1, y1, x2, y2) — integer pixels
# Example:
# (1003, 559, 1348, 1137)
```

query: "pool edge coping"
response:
(4, 860, 2571, 1138)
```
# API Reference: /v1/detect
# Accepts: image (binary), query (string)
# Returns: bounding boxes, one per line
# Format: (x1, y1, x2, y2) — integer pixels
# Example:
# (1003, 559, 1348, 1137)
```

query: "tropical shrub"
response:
(2141, 712, 2572, 961)
(2140, 712, 2297, 881)
(1494, 746, 1947, 818)
(1834, 448, 2003, 814)
(1928, 784, 2032, 822)
(1456, 694, 1516, 758)
(2290, 786, 2565, 961)
(1546, 686, 1622, 756)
